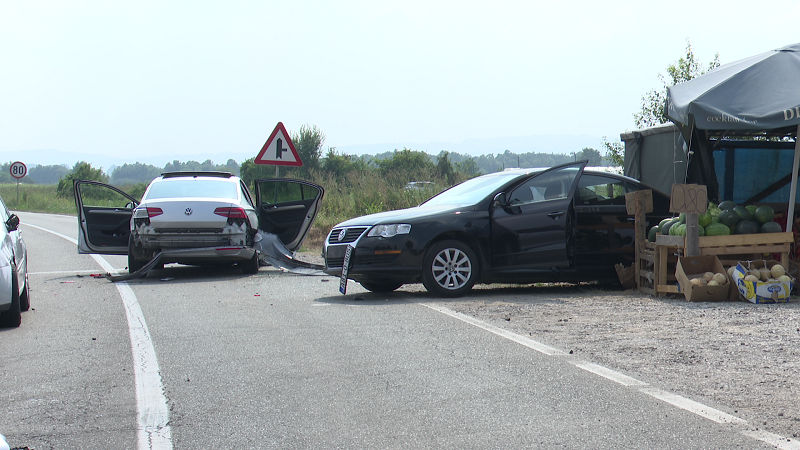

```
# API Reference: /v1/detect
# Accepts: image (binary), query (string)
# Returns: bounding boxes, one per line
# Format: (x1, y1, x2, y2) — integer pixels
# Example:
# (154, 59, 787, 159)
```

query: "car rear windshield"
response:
(144, 179, 238, 200)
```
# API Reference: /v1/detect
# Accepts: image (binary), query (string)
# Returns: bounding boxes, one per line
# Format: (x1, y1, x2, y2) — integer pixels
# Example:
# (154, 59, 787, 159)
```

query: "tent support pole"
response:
(786, 124, 800, 233)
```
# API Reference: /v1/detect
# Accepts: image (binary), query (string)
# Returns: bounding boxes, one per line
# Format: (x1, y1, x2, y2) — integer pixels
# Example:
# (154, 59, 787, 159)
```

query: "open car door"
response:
(490, 161, 586, 271)
(74, 180, 139, 255)
(255, 179, 324, 252)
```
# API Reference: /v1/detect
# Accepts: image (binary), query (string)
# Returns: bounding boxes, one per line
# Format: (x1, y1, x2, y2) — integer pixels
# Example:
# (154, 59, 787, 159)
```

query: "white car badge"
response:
(185, 208, 193, 216)
(338, 229, 347, 242)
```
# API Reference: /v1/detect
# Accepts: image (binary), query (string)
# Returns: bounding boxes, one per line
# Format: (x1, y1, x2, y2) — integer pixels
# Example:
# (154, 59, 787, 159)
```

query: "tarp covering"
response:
(621, 123, 687, 196)
(666, 43, 800, 131)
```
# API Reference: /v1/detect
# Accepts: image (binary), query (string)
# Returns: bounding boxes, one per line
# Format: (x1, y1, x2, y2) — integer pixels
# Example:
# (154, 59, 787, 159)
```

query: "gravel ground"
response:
(446, 284, 800, 440)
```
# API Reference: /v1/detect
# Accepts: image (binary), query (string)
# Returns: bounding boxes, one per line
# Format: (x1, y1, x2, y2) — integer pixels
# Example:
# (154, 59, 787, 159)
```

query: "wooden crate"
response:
(640, 232, 793, 297)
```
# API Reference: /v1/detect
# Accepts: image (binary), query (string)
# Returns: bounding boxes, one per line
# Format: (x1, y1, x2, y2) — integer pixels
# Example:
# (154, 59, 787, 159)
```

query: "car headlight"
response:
(367, 224, 412, 238)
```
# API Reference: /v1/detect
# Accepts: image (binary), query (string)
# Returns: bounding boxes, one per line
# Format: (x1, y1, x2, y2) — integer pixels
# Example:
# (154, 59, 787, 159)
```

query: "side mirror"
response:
(6, 214, 19, 232)
(492, 192, 507, 208)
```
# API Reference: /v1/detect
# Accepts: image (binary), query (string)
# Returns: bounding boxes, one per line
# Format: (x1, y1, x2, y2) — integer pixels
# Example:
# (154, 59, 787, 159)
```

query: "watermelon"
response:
(658, 217, 674, 229)
(698, 225, 705, 236)
(698, 211, 712, 228)
(679, 213, 686, 224)
(718, 209, 740, 228)
(754, 205, 775, 224)
(707, 203, 722, 219)
(734, 219, 759, 235)
(760, 221, 783, 233)
(673, 224, 686, 236)
(705, 223, 731, 236)
(648, 226, 659, 242)
(661, 219, 679, 236)
(733, 206, 752, 221)
(719, 200, 737, 211)
(745, 205, 758, 217)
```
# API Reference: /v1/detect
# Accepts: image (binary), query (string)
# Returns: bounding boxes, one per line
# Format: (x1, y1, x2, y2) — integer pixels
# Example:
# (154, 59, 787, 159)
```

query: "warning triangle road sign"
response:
(254, 122, 303, 166)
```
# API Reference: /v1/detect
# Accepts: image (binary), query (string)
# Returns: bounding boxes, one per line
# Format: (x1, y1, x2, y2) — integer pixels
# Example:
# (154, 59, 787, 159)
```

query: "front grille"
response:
(325, 253, 398, 269)
(327, 227, 368, 244)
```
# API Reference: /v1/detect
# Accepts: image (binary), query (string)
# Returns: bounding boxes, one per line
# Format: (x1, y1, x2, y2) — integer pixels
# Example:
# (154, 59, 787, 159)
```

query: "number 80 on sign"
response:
(9, 161, 27, 179)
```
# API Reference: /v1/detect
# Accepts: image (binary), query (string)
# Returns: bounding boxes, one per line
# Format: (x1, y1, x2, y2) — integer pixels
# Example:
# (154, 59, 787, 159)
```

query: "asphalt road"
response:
(1, 212, 780, 449)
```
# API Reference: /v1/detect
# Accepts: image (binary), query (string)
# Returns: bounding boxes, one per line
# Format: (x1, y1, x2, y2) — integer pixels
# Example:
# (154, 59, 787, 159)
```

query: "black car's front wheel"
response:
(422, 240, 477, 297)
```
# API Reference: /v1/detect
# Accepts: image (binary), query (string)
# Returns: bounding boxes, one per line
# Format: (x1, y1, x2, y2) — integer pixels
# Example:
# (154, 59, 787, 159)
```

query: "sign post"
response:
(9, 161, 27, 203)
(254, 122, 304, 178)
(669, 184, 708, 257)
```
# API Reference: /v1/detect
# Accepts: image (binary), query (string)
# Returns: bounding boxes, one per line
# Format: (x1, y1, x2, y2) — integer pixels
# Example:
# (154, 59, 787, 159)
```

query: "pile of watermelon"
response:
(648, 201, 783, 242)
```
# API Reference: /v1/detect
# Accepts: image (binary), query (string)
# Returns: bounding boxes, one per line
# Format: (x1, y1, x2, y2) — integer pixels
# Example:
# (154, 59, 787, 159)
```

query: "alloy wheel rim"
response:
(431, 248, 472, 290)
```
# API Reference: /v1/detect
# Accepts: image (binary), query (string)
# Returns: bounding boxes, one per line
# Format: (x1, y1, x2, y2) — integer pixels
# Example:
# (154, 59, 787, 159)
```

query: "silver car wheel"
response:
(431, 247, 472, 290)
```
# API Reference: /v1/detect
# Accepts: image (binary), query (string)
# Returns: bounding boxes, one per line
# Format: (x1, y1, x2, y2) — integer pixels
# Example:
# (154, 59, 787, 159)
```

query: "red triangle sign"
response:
(254, 122, 303, 166)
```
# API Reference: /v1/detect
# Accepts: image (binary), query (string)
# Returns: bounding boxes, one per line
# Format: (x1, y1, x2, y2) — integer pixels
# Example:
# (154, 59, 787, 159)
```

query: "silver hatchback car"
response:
(75, 172, 323, 274)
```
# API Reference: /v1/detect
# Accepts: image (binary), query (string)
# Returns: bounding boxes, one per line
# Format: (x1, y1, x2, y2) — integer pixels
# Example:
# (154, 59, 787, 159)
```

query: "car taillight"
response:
(214, 207, 248, 219)
(147, 207, 163, 217)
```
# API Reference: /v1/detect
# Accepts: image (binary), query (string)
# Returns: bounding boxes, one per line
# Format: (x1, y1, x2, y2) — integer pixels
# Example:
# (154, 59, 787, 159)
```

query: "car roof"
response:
(160, 171, 235, 179)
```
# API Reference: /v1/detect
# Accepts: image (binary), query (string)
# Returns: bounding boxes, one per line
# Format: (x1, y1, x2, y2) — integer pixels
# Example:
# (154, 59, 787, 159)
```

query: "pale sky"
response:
(1, 0, 797, 168)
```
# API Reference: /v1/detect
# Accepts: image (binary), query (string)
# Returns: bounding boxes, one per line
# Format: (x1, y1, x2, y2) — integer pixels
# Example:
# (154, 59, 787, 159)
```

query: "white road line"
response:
(421, 303, 567, 356)
(423, 304, 800, 449)
(571, 361, 648, 386)
(26, 223, 172, 450)
(638, 387, 746, 425)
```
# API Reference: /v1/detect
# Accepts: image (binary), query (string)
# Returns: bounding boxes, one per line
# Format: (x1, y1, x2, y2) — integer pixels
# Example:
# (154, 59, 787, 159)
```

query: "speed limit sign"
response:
(9, 161, 26, 179)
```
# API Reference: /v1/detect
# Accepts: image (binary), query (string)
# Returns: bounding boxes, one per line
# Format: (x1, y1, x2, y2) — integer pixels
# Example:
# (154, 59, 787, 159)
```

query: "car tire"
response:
(360, 281, 403, 293)
(241, 252, 259, 274)
(0, 266, 21, 328)
(19, 273, 30, 312)
(128, 236, 145, 273)
(422, 240, 477, 298)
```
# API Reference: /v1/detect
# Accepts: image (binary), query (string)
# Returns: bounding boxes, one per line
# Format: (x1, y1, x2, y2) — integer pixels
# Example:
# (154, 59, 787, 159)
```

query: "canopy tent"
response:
(665, 42, 800, 231)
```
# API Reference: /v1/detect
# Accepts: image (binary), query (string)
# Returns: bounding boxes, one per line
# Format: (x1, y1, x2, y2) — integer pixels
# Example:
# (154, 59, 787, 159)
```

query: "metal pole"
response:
(16, 179, 19, 203)
(786, 124, 800, 233)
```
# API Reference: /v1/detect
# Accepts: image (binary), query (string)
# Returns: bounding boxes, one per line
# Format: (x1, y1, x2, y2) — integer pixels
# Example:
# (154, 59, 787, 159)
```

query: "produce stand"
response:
(637, 231, 792, 297)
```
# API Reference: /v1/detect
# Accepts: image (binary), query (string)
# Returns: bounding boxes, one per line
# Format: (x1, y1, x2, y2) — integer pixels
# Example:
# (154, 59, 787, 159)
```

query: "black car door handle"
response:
(547, 211, 565, 219)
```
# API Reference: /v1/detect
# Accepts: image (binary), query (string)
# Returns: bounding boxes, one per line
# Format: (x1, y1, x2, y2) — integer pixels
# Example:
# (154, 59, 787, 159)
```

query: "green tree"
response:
(111, 162, 162, 185)
(436, 151, 456, 184)
(601, 137, 625, 167)
(292, 124, 325, 173)
(375, 148, 436, 182)
(56, 162, 109, 198)
(575, 148, 603, 166)
(28, 164, 70, 185)
(321, 148, 369, 178)
(634, 39, 720, 129)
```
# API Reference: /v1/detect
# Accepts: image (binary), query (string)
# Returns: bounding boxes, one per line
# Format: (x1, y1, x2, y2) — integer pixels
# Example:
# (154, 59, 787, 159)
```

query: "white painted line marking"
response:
(27, 223, 172, 450)
(638, 387, 746, 425)
(741, 430, 800, 450)
(421, 303, 567, 356)
(571, 361, 648, 386)
(30, 269, 125, 276)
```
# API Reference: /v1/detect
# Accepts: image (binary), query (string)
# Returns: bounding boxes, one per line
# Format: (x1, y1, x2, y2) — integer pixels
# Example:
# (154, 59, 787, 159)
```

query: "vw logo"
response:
(184, 208, 193, 216)
(337, 229, 347, 242)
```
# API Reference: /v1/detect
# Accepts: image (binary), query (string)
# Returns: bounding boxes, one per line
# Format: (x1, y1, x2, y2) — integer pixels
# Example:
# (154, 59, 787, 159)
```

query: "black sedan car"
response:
(323, 161, 670, 297)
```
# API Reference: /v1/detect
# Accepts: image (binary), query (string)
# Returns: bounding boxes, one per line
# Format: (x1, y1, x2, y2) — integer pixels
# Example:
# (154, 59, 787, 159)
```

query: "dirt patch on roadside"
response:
(447, 285, 800, 439)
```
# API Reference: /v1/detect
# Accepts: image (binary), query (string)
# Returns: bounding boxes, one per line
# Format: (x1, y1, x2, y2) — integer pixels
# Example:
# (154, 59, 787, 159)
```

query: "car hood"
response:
(335, 204, 471, 227)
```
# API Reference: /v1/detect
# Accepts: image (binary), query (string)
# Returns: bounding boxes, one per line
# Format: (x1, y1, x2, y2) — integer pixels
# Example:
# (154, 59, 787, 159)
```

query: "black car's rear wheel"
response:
(360, 281, 403, 293)
(422, 240, 477, 298)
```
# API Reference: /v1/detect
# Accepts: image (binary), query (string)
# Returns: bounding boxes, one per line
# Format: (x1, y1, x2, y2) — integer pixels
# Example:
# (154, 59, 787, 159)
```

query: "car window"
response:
(508, 166, 581, 205)
(240, 181, 255, 207)
(77, 183, 137, 208)
(144, 179, 238, 200)
(258, 180, 321, 205)
(576, 174, 628, 206)
(423, 171, 527, 207)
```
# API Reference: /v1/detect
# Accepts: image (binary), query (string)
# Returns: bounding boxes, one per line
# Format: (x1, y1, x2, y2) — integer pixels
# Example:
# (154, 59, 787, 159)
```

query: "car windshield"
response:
(144, 179, 238, 200)
(422, 171, 532, 207)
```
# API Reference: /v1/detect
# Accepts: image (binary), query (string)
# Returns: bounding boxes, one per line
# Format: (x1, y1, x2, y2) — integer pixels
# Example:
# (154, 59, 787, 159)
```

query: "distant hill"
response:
(2, 134, 606, 175)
